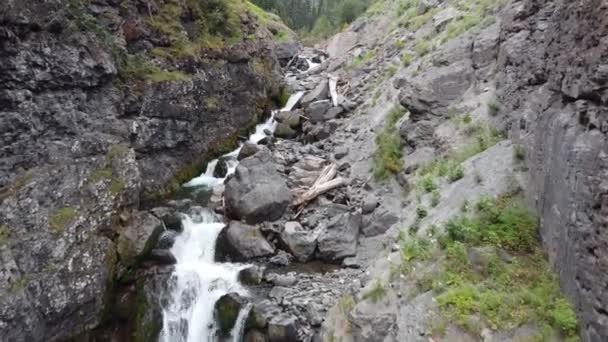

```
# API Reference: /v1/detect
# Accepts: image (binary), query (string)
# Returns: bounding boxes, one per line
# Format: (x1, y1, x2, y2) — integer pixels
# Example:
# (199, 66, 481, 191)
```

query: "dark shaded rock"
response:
(151, 207, 184, 232)
(225, 150, 292, 224)
(214, 293, 248, 337)
(268, 315, 298, 342)
(156, 229, 179, 249)
(245, 330, 268, 342)
(317, 211, 362, 262)
(404, 147, 436, 174)
(279, 221, 318, 262)
(238, 142, 261, 161)
(147, 249, 177, 265)
(117, 211, 165, 267)
(275, 40, 300, 62)
(216, 221, 275, 261)
(213, 158, 229, 178)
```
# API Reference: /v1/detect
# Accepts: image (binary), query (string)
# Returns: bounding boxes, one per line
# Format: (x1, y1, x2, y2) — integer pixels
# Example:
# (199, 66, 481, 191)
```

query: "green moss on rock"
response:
(48, 207, 78, 235)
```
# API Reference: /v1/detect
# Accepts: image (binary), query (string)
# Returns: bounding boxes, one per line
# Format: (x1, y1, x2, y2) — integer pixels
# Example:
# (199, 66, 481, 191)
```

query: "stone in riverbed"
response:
(117, 211, 165, 266)
(275, 110, 301, 128)
(147, 249, 177, 265)
(155, 229, 179, 249)
(274, 122, 298, 139)
(150, 206, 183, 232)
(213, 158, 229, 178)
(268, 315, 299, 342)
(238, 265, 265, 285)
(225, 150, 292, 224)
(238, 142, 260, 161)
(214, 292, 249, 337)
(279, 221, 318, 262)
(269, 250, 293, 266)
(216, 221, 275, 261)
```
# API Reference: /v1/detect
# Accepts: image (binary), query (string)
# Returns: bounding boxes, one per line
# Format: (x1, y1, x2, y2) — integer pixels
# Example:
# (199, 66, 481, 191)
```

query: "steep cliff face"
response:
(0, 0, 290, 340)
(497, 0, 608, 339)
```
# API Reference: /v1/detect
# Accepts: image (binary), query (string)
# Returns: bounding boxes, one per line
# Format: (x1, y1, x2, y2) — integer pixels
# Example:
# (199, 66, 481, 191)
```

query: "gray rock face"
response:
(217, 221, 275, 261)
(301, 81, 330, 107)
(214, 292, 249, 336)
(497, 1, 608, 339)
(279, 222, 318, 262)
(317, 211, 362, 262)
(275, 40, 301, 62)
(306, 100, 332, 123)
(117, 212, 165, 267)
(0, 0, 284, 340)
(399, 119, 435, 148)
(238, 142, 261, 161)
(361, 208, 399, 237)
(268, 315, 299, 342)
(225, 150, 292, 224)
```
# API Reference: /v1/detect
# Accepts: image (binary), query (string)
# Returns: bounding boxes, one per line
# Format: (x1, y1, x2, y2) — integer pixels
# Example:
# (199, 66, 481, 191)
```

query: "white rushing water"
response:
(160, 88, 305, 342)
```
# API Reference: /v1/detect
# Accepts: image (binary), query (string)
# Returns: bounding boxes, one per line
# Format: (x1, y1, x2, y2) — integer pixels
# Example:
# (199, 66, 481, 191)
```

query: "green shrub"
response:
(48, 207, 78, 235)
(420, 175, 438, 193)
(431, 190, 441, 207)
(362, 280, 386, 303)
(487, 98, 501, 115)
(447, 164, 465, 183)
(514, 145, 526, 161)
(415, 40, 431, 56)
(401, 52, 413, 67)
(373, 106, 406, 180)
(417, 206, 428, 219)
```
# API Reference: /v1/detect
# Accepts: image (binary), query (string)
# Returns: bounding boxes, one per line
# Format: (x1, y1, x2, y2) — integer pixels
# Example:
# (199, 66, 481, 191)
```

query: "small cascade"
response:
(229, 303, 252, 342)
(161, 88, 307, 342)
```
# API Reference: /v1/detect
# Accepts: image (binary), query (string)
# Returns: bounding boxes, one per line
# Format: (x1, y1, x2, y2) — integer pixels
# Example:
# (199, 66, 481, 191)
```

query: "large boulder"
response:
(305, 100, 332, 123)
(399, 119, 435, 148)
(275, 41, 300, 62)
(217, 221, 275, 261)
(268, 315, 299, 342)
(317, 211, 362, 262)
(225, 150, 292, 224)
(238, 142, 261, 161)
(214, 292, 249, 337)
(117, 211, 165, 266)
(279, 222, 318, 262)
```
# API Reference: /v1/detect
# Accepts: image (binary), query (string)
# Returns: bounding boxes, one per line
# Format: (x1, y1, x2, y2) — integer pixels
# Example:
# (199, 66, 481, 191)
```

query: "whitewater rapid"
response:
(160, 88, 304, 342)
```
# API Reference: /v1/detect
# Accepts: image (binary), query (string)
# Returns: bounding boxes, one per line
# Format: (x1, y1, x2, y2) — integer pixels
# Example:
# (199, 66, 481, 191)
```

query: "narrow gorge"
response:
(0, 0, 606, 342)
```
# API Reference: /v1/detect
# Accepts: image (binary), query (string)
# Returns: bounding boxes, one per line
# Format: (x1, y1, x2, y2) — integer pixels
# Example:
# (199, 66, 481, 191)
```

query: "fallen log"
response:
(292, 163, 346, 209)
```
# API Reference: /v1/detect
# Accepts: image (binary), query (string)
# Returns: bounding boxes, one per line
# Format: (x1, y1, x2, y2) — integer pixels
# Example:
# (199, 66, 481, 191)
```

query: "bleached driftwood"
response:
(293, 163, 346, 208)
(329, 75, 339, 107)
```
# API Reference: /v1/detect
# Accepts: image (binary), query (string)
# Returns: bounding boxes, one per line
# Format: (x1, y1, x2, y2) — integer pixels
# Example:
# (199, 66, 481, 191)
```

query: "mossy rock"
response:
(214, 293, 248, 336)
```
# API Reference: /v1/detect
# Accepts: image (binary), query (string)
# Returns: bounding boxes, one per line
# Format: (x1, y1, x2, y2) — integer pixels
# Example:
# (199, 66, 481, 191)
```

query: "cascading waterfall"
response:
(160, 83, 305, 341)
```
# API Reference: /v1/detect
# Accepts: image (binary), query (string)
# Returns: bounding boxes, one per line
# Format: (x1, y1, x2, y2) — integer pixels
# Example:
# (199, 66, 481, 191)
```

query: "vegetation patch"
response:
(362, 280, 387, 303)
(0, 225, 10, 246)
(399, 236, 432, 274)
(373, 105, 407, 180)
(48, 207, 78, 235)
(425, 196, 580, 340)
(347, 50, 376, 70)
(401, 52, 413, 67)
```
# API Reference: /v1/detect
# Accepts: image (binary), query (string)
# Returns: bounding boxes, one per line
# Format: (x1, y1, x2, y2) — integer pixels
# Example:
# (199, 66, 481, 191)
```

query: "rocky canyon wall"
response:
(497, 0, 608, 339)
(0, 0, 289, 340)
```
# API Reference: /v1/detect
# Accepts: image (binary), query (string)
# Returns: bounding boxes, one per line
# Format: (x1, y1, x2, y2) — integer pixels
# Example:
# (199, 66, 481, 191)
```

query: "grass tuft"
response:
(362, 280, 387, 303)
(373, 105, 407, 180)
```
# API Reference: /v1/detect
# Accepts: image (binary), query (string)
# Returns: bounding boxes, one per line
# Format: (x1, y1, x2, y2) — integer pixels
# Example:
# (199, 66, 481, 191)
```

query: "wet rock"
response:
(217, 221, 275, 261)
(150, 207, 184, 232)
(306, 100, 332, 123)
(317, 211, 362, 262)
(117, 211, 165, 266)
(268, 315, 298, 342)
(156, 229, 179, 249)
(213, 158, 229, 178)
(301, 80, 329, 107)
(361, 195, 379, 215)
(238, 142, 260, 161)
(214, 293, 248, 337)
(147, 249, 177, 265)
(238, 265, 265, 286)
(279, 222, 318, 262)
(225, 150, 292, 224)
(244, 330, 268, 342)
(269, 250, 293, 266)
(132, 270, 171, 342)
